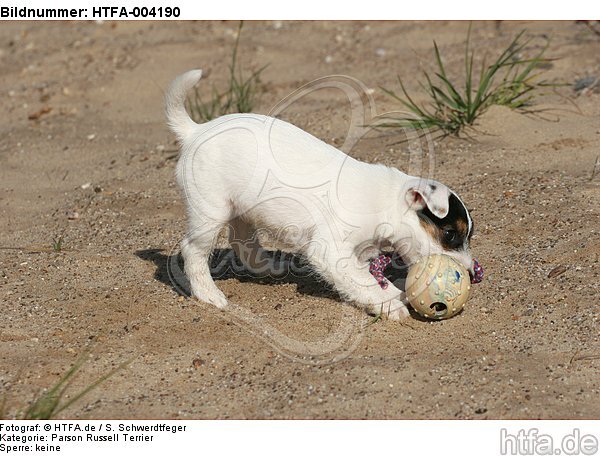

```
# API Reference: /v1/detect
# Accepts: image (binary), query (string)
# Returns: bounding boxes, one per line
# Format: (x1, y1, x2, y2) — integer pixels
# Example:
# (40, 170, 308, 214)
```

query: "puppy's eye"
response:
(443, 229, 457, 242)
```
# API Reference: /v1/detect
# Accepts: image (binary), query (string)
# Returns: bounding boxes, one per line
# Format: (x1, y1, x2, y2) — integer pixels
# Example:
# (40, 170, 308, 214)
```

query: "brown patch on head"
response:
(418, 193, 472, 251)
(455, 218, 468, 240)
(419, 217, 442, 242)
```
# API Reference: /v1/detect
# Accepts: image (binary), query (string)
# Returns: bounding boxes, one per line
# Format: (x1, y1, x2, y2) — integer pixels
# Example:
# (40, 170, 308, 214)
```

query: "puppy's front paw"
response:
(207, 293, 229, 309)
(192, 289, 229, 309)
(386, 300, 410, 320)
(368, 299, 410, 320)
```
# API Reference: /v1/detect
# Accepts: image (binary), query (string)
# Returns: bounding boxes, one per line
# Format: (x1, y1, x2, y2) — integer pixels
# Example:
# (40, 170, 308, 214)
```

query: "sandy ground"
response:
(0, 21, 599, 419)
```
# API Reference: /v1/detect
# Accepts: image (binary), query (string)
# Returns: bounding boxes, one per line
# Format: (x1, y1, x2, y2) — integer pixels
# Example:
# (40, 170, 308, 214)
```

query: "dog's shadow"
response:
(135, 248, 409, 302)
(136, 248, 344, 300)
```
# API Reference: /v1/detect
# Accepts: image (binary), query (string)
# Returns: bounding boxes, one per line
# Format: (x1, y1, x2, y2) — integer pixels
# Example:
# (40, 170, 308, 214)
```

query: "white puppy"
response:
(166, 70, 474, 320)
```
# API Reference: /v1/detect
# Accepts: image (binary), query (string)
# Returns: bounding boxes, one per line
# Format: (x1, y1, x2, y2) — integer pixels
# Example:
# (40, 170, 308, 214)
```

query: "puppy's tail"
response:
(165, 69, 203, 141)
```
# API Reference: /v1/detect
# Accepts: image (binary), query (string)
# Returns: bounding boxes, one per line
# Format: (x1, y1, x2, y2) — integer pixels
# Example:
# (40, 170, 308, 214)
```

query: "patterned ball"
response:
(405, 254, 471, 320)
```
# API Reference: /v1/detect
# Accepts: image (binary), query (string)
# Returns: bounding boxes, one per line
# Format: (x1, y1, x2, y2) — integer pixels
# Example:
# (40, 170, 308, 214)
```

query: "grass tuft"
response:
(19, 350, 128, 420)
(375, 27, 557, 137)
(0, 392, 6, 419)
(186, 21, 268, 122)
(51, 235, 64, 252)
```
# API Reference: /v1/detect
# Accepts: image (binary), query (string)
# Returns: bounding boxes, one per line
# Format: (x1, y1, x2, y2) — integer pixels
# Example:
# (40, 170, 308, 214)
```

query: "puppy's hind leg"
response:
(181, 222, 229, 309)
(229, 217, 279, 276)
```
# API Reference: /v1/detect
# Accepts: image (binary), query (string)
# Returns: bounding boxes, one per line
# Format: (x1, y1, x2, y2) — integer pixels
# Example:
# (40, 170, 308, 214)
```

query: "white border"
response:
(1, 420, 598, 456)
(1, 0, 599, 20)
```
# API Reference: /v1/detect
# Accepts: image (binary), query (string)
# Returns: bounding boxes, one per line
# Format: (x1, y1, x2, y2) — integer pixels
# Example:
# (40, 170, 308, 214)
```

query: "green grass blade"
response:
(54, 360, 130, 416)
(380, 80, 427, 117)
(434, 72, 467, 108)
(23, 355, 87, 419)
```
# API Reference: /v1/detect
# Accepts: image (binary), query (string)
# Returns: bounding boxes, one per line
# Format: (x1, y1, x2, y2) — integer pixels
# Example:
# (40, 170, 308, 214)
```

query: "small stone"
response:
(574, 76, 598, 93)
(547, 265, 567, 279)
(28, 106, 52, 120)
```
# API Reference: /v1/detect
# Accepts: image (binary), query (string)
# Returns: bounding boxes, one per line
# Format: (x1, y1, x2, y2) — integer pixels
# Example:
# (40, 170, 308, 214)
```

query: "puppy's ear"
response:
(404, 178, 450, 219)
